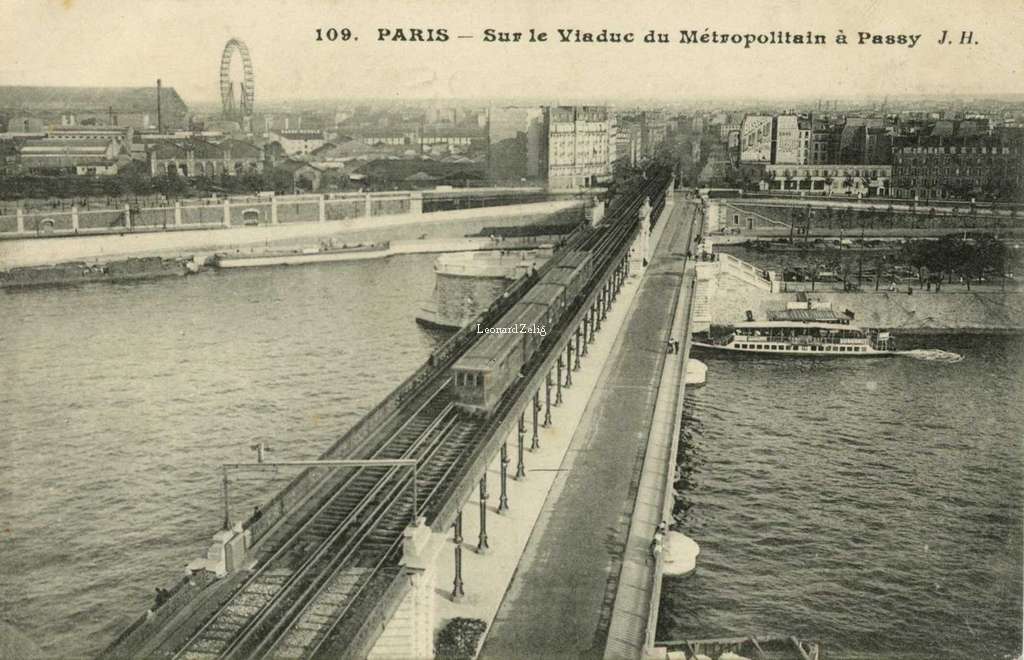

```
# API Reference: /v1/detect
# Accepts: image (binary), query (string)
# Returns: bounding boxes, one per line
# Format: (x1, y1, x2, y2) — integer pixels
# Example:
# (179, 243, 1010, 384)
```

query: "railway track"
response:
(264, 418, 480, 659)
(171, 382, 483, 660)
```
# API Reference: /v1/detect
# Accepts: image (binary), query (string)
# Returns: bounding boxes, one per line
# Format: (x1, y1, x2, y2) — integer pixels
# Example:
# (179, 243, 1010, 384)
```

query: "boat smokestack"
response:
(745, 310, 754, 322)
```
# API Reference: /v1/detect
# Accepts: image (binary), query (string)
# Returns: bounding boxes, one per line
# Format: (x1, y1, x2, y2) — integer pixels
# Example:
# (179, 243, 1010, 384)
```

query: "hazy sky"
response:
(2, 0, 1021, 105)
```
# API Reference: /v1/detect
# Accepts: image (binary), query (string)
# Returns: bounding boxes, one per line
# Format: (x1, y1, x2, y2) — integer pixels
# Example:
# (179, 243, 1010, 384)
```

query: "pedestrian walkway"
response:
(480, 196, 697, 658)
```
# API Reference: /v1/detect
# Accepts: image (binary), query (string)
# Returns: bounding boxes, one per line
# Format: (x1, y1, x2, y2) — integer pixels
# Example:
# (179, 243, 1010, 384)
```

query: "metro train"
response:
(448, 167, 671, 415)
(450, 250, 594, 413)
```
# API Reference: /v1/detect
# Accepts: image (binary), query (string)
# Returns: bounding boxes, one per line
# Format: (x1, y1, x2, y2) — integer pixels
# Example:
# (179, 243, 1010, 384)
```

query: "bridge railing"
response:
(0, 188, 564, 238)
(100, 570, 218, 659)
(717, 252, 774, 289)
(243, 365, 436, 545)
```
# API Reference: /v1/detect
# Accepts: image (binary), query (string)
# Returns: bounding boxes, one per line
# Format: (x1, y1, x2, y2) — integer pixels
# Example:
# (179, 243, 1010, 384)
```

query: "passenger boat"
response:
(213, 241, 390, 269)
(692, 302, 895, 357)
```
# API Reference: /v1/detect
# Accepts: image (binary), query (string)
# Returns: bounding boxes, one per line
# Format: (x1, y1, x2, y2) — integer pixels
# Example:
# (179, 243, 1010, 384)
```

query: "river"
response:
(662, 335, 1023, 659)
(0, 255, 441, 656)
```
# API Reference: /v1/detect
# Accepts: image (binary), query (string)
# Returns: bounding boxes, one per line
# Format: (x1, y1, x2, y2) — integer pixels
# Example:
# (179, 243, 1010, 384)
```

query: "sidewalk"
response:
(479, 197, 697, 659)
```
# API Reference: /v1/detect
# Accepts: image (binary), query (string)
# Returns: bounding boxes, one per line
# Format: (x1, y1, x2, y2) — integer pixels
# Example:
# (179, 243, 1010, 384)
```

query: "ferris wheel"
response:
(220, 38, 254, 119)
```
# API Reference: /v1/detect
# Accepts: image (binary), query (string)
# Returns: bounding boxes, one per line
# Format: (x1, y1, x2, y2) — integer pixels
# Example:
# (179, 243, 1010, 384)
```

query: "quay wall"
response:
(706, 287, 1024, 333)
(434, 272, 515, 328)
(707, 198, 1024, 237)
(0, 201, 584, 270)
(428, 250, 554, 328)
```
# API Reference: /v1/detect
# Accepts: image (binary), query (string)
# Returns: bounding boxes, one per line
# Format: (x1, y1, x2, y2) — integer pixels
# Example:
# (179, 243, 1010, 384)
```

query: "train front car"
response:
(450, 325, 525, 414)
(450, 289, 563, 415)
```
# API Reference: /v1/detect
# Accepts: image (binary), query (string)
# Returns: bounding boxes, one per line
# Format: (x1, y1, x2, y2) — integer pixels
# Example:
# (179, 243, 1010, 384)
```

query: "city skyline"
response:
(3, 0, 1022, 105)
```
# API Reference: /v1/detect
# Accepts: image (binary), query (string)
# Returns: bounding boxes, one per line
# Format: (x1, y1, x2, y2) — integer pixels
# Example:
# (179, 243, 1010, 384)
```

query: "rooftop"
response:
(0, 86, 187, 114)
(271, 130, 325, 140)
(20, 138, 114, 153)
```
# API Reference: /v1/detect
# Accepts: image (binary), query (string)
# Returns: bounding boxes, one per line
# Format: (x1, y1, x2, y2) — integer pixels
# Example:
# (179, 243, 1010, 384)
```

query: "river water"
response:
(662, 335, 1023, 659)
(0, 255, 441, 656)
(1, 257, 1021, 658)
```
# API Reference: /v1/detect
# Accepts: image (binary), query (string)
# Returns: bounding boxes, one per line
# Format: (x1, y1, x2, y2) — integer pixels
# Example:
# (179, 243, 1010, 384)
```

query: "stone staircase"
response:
(692, 252, 779, 331)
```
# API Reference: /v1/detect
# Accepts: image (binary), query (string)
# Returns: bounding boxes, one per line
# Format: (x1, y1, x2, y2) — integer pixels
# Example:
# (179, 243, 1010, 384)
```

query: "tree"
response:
(954, 240, 982, 291)
(153, 171, 188, 198)
(976, 234, 1008, 290)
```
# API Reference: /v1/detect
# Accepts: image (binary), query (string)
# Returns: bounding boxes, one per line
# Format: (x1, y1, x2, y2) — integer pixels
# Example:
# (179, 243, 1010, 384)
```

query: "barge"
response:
(1, 256, 194, 289)
(213, 241, 391, 268)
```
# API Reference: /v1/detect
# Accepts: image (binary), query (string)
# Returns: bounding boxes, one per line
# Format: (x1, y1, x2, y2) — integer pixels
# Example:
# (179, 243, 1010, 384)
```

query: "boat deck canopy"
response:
(766, 308, 845, 323)
(735, 320, 865, 331)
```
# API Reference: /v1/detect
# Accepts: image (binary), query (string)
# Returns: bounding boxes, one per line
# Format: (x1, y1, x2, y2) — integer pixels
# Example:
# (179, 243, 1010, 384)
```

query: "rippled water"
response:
(0, 255, 441, 657)
(662, 335, 1024, 659)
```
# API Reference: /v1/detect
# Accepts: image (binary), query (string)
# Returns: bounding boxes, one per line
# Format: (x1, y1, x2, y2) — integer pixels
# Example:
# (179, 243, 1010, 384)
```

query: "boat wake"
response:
(895, 349, 964, 363)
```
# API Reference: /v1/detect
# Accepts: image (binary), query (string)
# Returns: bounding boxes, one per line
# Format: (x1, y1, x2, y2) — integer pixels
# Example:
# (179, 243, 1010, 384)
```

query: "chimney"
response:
(156, 79, 163, 133)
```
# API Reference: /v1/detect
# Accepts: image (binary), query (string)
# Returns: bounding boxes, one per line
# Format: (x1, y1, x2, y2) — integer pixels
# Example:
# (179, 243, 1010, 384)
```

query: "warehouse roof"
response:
(0, 86, 187, 114)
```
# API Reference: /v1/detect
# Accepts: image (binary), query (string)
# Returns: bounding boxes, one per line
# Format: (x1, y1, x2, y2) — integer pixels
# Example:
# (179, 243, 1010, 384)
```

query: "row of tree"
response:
(900, 234, 1010, 290)
(0, 166, 365, 203)
(0, 167, 293, 201)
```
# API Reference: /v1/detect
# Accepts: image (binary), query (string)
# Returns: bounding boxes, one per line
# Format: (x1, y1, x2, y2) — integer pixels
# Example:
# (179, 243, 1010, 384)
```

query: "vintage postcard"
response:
(1, 1, 1021, 658)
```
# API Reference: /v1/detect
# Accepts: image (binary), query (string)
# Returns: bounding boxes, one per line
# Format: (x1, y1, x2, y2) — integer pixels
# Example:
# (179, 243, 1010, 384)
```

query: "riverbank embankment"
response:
(0, 200, 583, 270)
(708, 288, 1024, 334)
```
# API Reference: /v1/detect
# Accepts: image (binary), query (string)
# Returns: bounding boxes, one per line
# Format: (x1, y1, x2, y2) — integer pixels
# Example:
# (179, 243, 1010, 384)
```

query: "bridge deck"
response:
(480, 195, 697, 658)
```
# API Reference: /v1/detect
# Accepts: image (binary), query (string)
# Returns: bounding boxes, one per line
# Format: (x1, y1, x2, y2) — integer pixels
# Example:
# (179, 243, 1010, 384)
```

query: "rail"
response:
(228, 414, 462, 659)
(297, 413, 480, 659)
(171, 393, 457, 659)
(643, 276, 697, 654)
